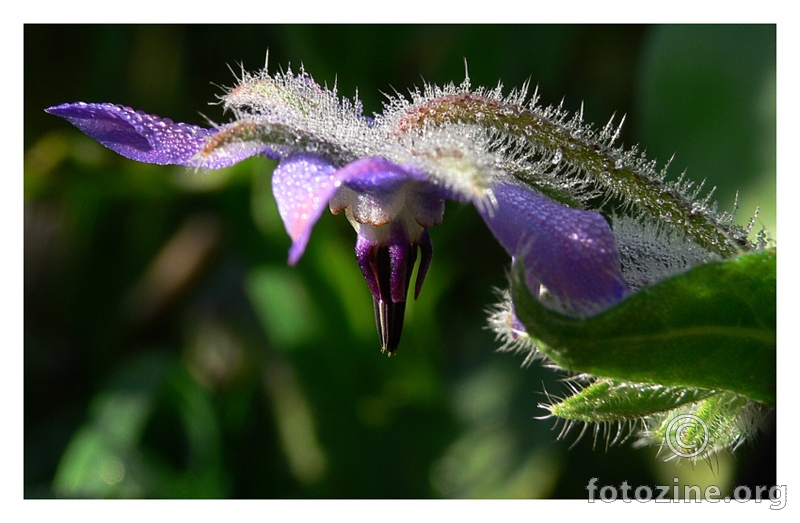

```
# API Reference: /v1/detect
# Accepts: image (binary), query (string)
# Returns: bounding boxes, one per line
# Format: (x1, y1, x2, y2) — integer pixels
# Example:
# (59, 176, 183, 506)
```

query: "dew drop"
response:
(551, 148, 563, 165)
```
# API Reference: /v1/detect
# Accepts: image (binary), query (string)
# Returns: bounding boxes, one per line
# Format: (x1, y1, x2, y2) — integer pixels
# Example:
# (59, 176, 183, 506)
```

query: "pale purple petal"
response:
(271, 154, 338, 265)
(45, 102, 270, 169)
(273, 155, 438, 264)
(480, 183, 629, 314)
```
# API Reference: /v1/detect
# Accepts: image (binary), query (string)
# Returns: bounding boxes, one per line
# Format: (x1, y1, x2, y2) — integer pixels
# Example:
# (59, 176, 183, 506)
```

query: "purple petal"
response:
(480, 183, 629, 314)
(337, 157, 429, 193)
(271, 154, 338, 264)
(273, 155, 435, 264)
(45, 102, 265, 169)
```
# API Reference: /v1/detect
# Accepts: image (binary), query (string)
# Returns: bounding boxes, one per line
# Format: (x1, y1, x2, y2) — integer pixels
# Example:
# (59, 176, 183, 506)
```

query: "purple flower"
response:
(46, 83, 629, 354)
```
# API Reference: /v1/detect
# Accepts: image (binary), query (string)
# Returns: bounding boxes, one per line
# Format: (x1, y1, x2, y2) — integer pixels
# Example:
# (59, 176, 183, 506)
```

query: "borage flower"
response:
(46, 65, 629, 354)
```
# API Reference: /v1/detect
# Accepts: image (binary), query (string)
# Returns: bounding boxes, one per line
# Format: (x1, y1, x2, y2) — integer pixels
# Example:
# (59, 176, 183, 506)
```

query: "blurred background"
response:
(24, 25, 775, 498)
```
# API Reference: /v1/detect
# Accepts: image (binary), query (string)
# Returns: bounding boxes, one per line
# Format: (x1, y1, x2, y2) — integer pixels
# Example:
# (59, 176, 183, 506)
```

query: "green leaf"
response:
(512, 250, 776, 404)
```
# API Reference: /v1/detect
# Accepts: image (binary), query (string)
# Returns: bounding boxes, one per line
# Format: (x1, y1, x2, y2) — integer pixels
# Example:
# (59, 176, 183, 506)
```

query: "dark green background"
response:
(24, 25, 775, 498)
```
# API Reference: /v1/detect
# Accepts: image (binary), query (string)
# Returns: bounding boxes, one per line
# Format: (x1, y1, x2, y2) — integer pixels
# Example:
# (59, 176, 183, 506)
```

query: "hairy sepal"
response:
(391, 86, 755, 258)
(638, 392, 771, 462)
(544, 379, 716, 423)
(543, 380, 768, 462)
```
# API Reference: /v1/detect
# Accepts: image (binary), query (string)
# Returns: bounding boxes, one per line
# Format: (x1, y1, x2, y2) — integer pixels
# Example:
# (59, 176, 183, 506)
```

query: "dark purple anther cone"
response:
(355, 225, 433, 354)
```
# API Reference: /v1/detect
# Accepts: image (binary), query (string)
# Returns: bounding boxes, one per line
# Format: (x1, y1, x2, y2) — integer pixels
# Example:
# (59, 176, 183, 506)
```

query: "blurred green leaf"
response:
(52, 353, 228, 498)
(513, 250, 776, 404)
(245, 266, 321, 348)
(52, 354, 170, 497)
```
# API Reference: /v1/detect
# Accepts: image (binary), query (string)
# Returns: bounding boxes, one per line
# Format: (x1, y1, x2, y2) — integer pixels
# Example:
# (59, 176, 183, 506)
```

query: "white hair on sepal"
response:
(536, 380, 645, 451)
(218, 63, 376, 163)
(380, 123, 503, 207)
(374, 62, 537, 135)
(611, 215, 719, 290)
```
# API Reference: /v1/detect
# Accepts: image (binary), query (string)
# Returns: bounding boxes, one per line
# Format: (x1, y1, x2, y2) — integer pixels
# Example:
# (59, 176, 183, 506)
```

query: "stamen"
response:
(415, 230, 433, 300)
(355, 232, 381, 300)
(374, 299, 406, 355)
(389, 226, 417, 304)
(354, 223, 433, 354)
(373, 238, 409, 355)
